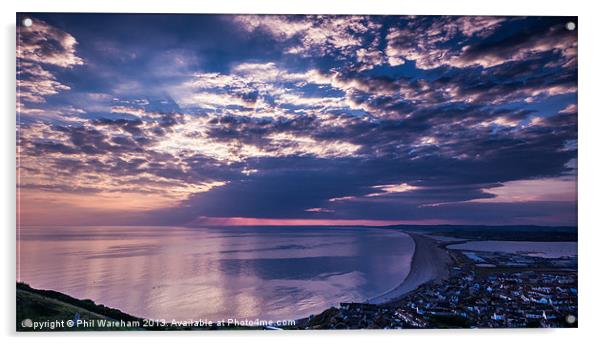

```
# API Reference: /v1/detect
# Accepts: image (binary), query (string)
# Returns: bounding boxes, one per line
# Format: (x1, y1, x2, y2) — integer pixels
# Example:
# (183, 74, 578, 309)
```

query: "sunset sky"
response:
(17, 14, 577, 226)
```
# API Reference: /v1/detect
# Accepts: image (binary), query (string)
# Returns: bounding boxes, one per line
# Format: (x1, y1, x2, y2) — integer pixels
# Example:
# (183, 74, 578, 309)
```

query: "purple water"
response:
(17, 226, 414, 321)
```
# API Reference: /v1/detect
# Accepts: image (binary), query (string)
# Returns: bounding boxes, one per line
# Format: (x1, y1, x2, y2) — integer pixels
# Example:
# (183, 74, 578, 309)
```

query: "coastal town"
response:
(16, 230, 578, 331)
(292, 234, 578, 329)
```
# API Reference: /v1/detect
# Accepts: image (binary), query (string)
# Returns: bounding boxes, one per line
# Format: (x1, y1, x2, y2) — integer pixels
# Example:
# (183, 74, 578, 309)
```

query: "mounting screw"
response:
(566, 21, 576, 31)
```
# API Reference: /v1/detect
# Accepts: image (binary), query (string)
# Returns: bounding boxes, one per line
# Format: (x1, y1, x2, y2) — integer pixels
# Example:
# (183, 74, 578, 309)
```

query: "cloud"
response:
(474, 177, 576, 203)
(17, 18, 84, 68)
(385, 17, 576, 70)
(560, 104, 578, 114)
(451, 19, 577, 69)
(17, 18, 85, 122)
(233, 15, 384, 70)
(110, 105, 165, 119)
(365, 183, 420, 197)
(17, 62, 71, 103)
(151, 114, 361, 163)
(266, 132, 360, 158)
(385, 16, 506, 69)
(18, 113, 228, 218)
(305, 208, 335, 213)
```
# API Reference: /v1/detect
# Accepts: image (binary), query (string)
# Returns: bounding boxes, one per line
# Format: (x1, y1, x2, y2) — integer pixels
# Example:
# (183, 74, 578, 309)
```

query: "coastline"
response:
(365, 232, 451, 304)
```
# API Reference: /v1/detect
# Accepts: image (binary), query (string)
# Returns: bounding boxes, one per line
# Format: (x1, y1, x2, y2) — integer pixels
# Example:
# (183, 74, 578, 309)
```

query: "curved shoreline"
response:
(365, 232, 451, 304)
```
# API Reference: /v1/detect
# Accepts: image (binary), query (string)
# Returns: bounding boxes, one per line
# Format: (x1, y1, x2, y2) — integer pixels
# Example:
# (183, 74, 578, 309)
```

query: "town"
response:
(293, 245, 578, 329)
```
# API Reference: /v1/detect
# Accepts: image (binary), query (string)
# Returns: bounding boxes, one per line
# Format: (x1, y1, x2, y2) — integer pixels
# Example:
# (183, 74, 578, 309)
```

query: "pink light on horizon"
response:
(188, 216, 449, 227)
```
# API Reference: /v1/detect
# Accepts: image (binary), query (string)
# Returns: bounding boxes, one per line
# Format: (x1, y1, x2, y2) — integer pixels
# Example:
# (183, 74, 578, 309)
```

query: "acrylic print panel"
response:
(16, 13, 577, 331)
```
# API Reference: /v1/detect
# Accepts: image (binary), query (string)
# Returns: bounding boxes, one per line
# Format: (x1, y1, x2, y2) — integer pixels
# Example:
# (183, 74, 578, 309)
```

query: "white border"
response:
(2, 1, 601, 344)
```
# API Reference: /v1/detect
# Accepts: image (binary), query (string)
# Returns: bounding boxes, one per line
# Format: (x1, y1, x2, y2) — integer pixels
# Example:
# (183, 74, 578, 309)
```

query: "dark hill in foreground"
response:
(17, 282, 142, 331)
(16, 283, 257, 331)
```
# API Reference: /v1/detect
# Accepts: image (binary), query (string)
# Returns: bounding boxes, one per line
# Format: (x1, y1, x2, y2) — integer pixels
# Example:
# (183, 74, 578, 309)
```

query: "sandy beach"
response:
(365, 232, 451, 304)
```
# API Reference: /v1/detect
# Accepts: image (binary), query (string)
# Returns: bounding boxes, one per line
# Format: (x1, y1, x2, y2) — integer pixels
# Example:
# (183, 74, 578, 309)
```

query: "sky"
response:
(16, 14, 577, 227)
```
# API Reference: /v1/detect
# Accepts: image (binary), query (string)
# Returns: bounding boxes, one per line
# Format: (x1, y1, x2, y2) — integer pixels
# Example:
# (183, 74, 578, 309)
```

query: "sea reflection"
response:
(17, 226, 414, 321)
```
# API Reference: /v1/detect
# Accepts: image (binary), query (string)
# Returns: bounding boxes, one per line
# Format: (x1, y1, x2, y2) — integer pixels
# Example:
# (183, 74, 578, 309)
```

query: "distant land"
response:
(379, 224, 577, 242)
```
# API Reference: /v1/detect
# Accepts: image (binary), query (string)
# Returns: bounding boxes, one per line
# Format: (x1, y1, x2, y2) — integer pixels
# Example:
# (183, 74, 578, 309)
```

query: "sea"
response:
(17, 226, 414, 322)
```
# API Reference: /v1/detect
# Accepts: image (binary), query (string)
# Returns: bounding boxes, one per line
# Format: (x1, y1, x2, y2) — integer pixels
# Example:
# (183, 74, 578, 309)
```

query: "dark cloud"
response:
(456, 17, 576, 68)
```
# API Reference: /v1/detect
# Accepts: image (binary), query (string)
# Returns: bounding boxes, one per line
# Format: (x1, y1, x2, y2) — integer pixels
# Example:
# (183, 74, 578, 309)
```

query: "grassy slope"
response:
(17, 283, 143, 331)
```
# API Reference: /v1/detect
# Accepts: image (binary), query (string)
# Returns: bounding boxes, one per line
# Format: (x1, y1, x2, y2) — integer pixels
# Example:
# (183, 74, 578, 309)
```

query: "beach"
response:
(366, 232, 452, 304)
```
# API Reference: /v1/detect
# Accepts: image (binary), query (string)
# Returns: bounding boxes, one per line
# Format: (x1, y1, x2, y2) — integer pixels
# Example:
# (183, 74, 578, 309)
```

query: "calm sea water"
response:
(17, 226, 414, 321)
